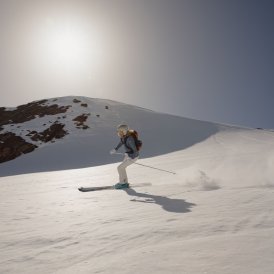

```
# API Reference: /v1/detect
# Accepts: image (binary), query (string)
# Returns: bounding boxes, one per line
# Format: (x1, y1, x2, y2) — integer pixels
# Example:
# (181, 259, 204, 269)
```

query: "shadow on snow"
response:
(123, 188, 196, 213)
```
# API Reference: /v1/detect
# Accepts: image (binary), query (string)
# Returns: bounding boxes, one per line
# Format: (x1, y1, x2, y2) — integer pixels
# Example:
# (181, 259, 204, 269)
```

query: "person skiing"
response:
(110, 124, 139, 189)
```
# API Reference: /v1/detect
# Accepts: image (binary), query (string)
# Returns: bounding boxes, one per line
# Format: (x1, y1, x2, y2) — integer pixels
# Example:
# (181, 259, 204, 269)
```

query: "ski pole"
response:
(113, 152, 176, 175)
(133, 162, 176, 175)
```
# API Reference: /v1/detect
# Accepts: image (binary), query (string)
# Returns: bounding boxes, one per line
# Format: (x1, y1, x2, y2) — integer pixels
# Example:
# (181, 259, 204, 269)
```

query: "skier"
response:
(110, 124, 139, 189)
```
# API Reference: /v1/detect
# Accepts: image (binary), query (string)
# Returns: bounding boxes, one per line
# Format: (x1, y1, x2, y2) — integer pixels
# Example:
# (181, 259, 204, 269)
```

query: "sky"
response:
(0, 0, 274, 128)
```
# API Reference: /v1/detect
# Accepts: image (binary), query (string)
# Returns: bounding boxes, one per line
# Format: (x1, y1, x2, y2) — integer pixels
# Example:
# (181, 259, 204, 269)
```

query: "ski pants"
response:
(117, 154, 138, 183)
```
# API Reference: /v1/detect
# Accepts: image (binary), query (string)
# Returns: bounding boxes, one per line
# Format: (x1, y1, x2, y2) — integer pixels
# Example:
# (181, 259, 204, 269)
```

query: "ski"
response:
(78, 186, 114, 192)
(78, 182, 151, 192)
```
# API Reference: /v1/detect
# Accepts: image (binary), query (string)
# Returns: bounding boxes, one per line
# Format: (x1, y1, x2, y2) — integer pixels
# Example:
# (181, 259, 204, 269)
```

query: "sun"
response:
(50, 30, 82, 63)
(46, 26, 87, 67)
(37, 18, 104, 72)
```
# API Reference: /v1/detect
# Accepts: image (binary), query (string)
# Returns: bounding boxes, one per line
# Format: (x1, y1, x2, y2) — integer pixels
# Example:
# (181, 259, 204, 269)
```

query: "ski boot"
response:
(114, 182, 130, 189)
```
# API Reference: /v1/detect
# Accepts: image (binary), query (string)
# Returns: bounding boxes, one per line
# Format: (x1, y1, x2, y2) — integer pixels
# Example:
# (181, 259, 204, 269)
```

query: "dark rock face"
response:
(73, 99, 81, 103)
(0, 132, 37, 163)
(73, 114, 89, 129)
(28, 123, 68, 143)
(0, 100, 70, 163)
(0, 100, 71, 126)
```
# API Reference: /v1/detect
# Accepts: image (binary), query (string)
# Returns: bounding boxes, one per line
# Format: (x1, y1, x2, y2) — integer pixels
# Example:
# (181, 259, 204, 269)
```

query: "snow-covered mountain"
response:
(1, 96, 274, 274)
(0, 96, 222, 177)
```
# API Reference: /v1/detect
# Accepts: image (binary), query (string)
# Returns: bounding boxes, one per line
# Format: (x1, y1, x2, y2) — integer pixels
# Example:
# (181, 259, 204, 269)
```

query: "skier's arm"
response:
(110, 140, 123, 155)
(115, 140, 123, 151)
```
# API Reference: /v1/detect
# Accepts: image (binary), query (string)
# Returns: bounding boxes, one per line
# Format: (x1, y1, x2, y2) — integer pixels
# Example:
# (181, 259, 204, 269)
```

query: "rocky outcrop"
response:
(0, 132, 37, 163)
(27, 123, 68, 143)
(73, 114, 89, 129)
(0, 100, 71, 126)
(73, 99, 81, 103)
(0, 100, 71, 163)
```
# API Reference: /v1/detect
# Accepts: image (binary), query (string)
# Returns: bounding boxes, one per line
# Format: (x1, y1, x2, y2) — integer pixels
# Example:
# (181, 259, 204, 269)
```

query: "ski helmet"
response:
(117, 124, 129, 134)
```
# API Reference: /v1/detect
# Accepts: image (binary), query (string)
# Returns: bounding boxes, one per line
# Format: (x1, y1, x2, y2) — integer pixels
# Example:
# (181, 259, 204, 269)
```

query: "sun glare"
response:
(46, 26, 87, 67)
(36, 18, 104, 73)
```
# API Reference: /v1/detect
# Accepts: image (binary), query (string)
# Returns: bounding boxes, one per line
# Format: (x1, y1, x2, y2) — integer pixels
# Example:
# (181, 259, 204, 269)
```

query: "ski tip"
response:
(78, 187, 89, 192)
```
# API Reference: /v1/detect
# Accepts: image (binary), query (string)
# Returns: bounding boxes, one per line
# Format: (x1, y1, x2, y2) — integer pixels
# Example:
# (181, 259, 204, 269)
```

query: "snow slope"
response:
(0, 96, 220, 177)
(1, 110, 274, 273)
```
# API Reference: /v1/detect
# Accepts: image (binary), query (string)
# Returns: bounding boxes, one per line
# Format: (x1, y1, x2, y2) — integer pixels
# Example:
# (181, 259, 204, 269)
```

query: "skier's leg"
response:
(117, 158, 130, 183)
(117, 156, 138, 183)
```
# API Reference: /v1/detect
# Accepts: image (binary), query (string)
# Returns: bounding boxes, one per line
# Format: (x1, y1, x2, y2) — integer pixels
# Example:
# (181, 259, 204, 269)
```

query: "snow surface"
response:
(0, 96, 220, 176)
(1, 97, 274, 273)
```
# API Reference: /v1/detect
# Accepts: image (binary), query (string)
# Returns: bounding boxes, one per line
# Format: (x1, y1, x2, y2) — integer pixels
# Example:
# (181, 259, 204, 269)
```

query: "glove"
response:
(110, 149, 117, 155)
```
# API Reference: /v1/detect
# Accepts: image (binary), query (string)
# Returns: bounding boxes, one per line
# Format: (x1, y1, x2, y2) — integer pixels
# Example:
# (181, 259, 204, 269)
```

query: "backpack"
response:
(126, 129, 142, 151)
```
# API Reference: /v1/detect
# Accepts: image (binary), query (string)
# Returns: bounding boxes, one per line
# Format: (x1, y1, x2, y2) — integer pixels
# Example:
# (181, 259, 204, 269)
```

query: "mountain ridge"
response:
(0, 96, 235, 176)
